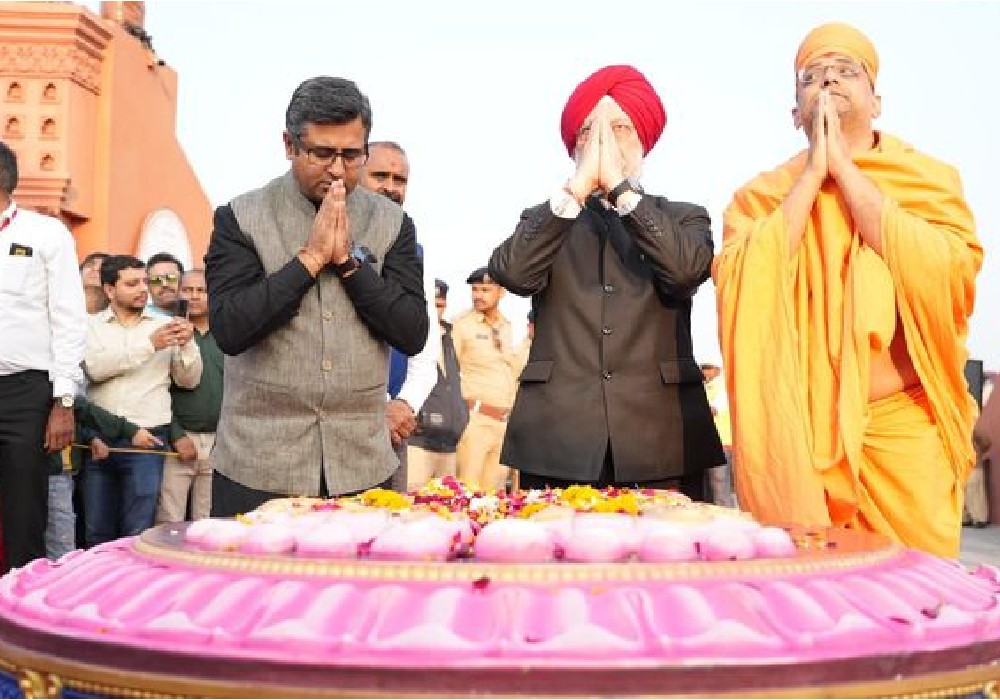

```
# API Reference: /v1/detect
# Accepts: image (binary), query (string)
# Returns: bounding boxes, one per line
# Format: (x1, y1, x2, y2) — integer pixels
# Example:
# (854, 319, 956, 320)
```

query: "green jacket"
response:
(169, 328, 223, 442)
(49, 397, 142, 476)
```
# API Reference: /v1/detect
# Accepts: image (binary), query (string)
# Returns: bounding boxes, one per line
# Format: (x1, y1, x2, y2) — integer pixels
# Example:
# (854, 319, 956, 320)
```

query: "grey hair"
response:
(285, 77, 372, 141)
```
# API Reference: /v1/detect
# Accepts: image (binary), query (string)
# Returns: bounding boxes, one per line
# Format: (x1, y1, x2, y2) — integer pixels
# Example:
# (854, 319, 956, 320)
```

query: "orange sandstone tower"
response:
(0, 1, 211, 268)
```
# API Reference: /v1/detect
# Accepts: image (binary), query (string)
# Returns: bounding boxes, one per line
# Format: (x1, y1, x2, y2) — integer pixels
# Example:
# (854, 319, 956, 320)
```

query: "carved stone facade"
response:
(2, 73, 72, 215)
(0, 1, 212, 263)
(0, 42, 103, 95)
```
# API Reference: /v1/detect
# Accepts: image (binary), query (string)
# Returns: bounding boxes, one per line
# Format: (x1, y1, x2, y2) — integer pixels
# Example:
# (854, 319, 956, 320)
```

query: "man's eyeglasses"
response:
(293, 136, 368, 168)
(797, 60, 866, 87)
(149, 273, 180, 287)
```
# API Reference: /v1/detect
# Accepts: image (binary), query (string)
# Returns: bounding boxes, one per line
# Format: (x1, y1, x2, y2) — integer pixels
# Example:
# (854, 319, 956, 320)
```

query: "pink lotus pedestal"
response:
(0, 524, 998, 697)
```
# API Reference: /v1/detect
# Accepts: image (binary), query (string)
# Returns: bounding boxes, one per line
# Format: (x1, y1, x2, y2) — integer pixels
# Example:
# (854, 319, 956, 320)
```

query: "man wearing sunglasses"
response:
(205, 76, 428, 517)
(145, 252, 184, 317)
(714, 23, 982, 557)
(82, 255, 202, 546)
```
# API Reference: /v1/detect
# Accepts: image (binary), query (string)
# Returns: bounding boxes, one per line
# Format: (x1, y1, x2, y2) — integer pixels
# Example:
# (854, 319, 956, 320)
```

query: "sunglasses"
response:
(149, 273, 180, 287)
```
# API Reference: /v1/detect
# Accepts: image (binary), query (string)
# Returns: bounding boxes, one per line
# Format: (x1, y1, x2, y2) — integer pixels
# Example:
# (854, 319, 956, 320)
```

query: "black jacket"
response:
(409, 321, 469, 453)
(489, 194, 724, 483)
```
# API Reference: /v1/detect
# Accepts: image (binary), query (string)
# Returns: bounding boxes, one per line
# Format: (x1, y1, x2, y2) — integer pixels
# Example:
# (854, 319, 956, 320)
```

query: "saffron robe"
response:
(713, 132, 982, 557)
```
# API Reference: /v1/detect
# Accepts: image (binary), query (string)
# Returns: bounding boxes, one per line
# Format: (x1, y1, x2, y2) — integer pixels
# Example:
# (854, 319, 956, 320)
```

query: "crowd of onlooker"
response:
(4, 21, 994, 572)
(46, 251, 216, 559)
(35, 243, 743, 571)
(3, 236, 552, 570)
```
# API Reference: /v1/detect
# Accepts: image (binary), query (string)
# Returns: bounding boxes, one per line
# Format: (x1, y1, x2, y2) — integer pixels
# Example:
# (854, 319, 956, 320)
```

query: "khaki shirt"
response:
(451, 309, 516, 409)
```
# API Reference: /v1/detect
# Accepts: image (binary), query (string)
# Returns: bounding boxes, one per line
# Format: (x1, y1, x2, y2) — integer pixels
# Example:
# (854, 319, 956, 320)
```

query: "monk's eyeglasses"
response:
(293, 136, 368, 169)
(797, 60, 865, 87)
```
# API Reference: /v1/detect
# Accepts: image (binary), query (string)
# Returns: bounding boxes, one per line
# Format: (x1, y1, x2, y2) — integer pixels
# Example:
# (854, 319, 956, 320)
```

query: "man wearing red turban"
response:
(713, 23, 982, 557)
(560, 64, 667, 159)
(487, 65, 724, 499)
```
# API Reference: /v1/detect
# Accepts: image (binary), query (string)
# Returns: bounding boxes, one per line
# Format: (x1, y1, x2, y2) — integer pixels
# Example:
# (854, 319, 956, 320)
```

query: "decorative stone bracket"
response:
(0, 7, 112, 95)
(0, 43, 101, 95)
(14, 174, 73, 218)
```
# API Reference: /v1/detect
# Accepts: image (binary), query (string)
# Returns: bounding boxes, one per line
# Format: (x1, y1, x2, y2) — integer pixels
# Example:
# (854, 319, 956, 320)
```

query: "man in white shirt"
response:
(406, 280, 470, 489)
(359, 141, 440, 491)
(386, 271, 440, 490)
(0, 141, 87, 571)
(83, 255, 202, 545)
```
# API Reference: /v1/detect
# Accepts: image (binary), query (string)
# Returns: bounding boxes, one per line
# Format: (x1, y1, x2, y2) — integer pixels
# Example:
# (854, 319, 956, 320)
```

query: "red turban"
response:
(560, 65, 667, 158)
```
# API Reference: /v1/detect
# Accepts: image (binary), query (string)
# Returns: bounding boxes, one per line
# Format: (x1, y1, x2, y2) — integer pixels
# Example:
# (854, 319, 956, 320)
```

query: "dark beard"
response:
(155, 298, 178, 314)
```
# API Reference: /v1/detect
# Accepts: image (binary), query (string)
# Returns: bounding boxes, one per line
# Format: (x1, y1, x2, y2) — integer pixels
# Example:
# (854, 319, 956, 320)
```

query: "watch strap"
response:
(331, 255, 360, 278)
(607, 180, 635, 207)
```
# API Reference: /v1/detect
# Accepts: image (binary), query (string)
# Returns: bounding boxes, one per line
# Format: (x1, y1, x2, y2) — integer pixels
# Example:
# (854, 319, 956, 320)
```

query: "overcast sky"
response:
(138, 0, 998, 369)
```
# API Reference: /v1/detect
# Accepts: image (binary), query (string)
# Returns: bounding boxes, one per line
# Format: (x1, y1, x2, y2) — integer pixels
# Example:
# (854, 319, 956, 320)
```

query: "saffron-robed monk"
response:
(713, 23, 982, 557)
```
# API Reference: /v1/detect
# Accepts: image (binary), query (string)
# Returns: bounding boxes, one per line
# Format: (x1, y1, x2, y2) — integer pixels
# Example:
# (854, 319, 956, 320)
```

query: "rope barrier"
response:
(70, 442, 180, 457)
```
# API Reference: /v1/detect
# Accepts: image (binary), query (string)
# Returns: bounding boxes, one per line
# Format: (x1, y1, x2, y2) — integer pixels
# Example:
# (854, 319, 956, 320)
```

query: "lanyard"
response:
(0, 207, 18, 232)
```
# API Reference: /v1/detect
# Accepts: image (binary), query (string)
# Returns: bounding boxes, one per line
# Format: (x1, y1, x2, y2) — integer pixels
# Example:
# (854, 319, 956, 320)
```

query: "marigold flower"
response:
(360, 488, 411, 511)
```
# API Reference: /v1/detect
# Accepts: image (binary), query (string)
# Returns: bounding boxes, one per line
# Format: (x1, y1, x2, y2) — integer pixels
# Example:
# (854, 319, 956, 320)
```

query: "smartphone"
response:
(175, 298, 190, 319)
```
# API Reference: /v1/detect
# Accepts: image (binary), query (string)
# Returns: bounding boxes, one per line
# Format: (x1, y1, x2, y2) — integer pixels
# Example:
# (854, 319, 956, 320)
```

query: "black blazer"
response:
(489, 194, 724, 483)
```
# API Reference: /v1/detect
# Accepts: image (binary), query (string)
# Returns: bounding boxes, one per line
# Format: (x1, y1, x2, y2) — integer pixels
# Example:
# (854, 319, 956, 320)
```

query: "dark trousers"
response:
(0, 370, 51, 572)
(518, 443, 707, 502)
(82, 427, 169, 546)
(211, 469, 394, 518)
(388, 441, 408, 493)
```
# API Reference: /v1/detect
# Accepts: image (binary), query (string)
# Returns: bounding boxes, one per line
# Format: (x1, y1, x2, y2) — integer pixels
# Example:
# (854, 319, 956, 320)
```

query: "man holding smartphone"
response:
(157, 269, 222, 524)
(83, 255, 202, 544)
(146, 252, 184, 316)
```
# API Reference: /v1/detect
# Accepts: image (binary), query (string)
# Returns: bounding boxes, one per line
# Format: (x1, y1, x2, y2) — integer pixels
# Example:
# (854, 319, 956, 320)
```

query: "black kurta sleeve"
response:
(621, 196, 715, 299)
(339, 214, 428, 356)
(488, 202, 574, 296)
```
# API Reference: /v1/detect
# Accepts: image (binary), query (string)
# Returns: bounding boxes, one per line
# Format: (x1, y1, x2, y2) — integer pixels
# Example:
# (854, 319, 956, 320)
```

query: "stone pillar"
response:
(100, 2, 145, 29)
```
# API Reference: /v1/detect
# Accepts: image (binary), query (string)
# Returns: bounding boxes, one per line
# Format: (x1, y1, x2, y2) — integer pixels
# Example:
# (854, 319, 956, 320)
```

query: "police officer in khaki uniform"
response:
(451, 267, 517, 491)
